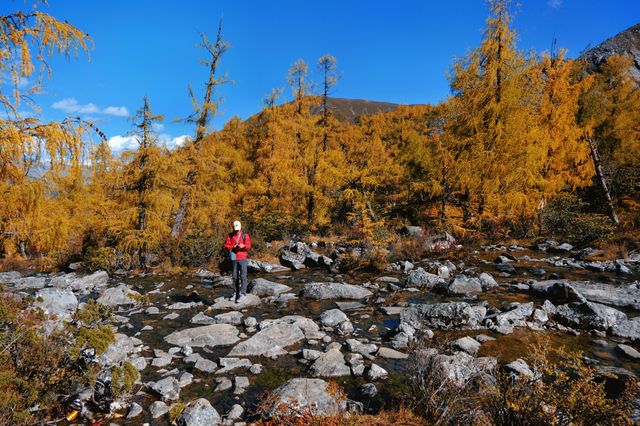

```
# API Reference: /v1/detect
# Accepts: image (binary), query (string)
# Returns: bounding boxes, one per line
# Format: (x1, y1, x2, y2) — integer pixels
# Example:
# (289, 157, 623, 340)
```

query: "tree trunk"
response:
(171, 191, 189, 238)
(587, 136, 619, 226)
(19, 240, 27, 259)
(440, 150, 448, 224)
(170, 20, 226, 239)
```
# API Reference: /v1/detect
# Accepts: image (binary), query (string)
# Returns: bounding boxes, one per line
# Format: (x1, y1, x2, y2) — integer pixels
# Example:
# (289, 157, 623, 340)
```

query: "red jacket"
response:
(224, 231, 251, 260)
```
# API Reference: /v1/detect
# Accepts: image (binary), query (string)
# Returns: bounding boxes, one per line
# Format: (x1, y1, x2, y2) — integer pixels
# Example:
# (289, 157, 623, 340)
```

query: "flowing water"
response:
(105, 245, 640, 424)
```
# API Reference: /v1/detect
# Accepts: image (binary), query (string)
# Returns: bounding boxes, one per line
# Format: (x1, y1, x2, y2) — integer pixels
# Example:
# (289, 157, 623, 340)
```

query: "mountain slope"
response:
(580, 23, 640, 81)
(311, 97, 402, 123)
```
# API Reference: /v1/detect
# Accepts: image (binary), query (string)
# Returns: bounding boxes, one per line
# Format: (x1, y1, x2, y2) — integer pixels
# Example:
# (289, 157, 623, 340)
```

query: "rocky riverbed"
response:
(1, 238, 639, 425)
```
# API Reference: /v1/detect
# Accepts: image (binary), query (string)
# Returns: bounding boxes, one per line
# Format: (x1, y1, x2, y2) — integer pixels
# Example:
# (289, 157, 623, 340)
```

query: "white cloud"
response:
(102, 106, 129, 117)
(548, 0, 562, 9)
(52, 97, 129, 117)
(108, 133, 190, 153)
(162, 134, 190, 149)
(107, 135, 138, 151)
(152, 122, 165, 132)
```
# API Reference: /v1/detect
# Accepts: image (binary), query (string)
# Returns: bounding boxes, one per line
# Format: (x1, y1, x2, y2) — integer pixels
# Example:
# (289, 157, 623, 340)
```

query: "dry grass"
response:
(251, 406, 427, 426)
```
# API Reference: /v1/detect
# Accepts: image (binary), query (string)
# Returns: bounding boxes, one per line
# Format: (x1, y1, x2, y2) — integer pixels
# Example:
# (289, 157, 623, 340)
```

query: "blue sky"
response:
(3, 0, 639, 152)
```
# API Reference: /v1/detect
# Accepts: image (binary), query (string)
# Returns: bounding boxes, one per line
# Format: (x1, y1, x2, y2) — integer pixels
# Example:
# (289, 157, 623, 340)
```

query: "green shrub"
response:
(0, 294, 116, 424)
(110, 361, 139, 397)
(541, 194, 615, 245)
(85, 246, 135, 272)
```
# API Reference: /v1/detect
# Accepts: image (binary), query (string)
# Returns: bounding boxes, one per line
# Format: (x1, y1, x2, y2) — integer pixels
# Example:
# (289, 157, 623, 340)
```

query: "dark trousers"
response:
(232, 259, 248, 298)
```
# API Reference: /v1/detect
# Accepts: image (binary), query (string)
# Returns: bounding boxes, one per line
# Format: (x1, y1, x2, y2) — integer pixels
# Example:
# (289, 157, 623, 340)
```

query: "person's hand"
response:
(238, 243, 246, 249)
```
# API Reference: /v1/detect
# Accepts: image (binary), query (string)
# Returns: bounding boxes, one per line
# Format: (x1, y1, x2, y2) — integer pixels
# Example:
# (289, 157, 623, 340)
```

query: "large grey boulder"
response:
(228, 323, 305, 357)
(229, 316, 323, 357)
(34, 287, 78, 320)
(302, 282, 373, 300)
(451, 336, 481, 355)
(265, 378, 347, 417)
(311, 349, 351, 377)
(96, 284, 141, 307)
(439, 275, 483, 296)
(404, 268, 443, 289)
(478, 272, 498, 290)
(259, 316, 324, 339)
(177, 398, 221, 426)
(568, 282, 640, 310)
(190, 312, 216, 325)
(428, 351, 497, 387)
(319, 309, 349, 327)
(279, 250, 306, 270)
(164, 324, 240, 348)
(555, 301, 627, 331)
(367, 363, 388, 381)
(151, 376, 180, 401)
(494, 302, 534, 326)
(505, 358, 535, 378)
(376, 347, 409, 359)
(612, 317, 640, 342)
(248, 278, 291, 297)
(56, 271, 109, 293)
(617, 344, 640, 360)
(529, 280, 588, 304)
(0, 271, 22, 283)
(4, 275, 48, 290)
(2, 271, 108, 293)
(150, 401, 169, 418)
(400, 302, 487, 330)
(101, 333, 143, 365)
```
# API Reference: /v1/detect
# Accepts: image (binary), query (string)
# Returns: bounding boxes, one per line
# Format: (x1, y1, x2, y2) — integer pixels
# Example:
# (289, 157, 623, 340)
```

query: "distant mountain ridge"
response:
(312, 97, 402, 123)
(580, 23, 640, 81)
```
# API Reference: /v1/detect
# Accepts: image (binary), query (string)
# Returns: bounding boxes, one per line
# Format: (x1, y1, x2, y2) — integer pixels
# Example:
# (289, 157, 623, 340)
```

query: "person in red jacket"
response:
(223, 220, 252, 302)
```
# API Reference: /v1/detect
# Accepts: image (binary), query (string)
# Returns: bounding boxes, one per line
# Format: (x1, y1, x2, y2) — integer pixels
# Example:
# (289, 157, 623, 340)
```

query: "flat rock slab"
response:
(5, 271, 108, 293)
(228, 322, 305, 357)
(311, 349, 351, 377)
(101, 333, 143, 365)
(451, 336, 481, 355)
(151, 376, 180, 401)
(400, 302, 487, 330)
(612, 318, 640, 342)
(617, 344, 640, 360)
(336, 301, 365, 311)
(34, 287, 78, 319)
(376, 347, 409, 359)
(319, 309, 348, 327)
(302, 282, 373, 300)
(260, 316, 324, 339)
(249, 278, 292, 297)
(555, 301, 627, 331)
(97, 284, 141, 307)
(164, 324, 240, 348)
(379, 306, 404, 315)
(178, 398, 221, 425)
(404, 268, 443, 289)
(248, 259, 291, 273)
(210, 294, 261, 310)
(264, 378, 347, 417)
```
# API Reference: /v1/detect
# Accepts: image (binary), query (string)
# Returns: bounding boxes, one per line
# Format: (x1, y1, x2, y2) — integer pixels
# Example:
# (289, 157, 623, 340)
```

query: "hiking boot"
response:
(235, 293, 247, 303)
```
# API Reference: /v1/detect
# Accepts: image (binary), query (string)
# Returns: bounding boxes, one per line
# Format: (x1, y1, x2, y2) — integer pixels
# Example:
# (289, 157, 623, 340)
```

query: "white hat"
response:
(233, 221, 242, 231)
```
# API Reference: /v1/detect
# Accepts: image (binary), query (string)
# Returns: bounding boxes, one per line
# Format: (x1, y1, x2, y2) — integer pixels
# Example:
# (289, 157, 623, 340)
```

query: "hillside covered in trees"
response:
(1, 2, 639, 271)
